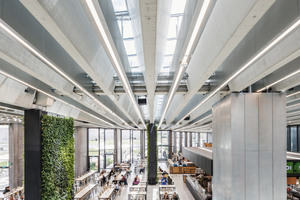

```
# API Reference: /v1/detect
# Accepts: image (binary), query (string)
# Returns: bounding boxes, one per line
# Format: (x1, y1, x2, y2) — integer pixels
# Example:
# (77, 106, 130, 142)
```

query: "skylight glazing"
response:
(111, 0, 141, 73)
(160, 0, 186, 73)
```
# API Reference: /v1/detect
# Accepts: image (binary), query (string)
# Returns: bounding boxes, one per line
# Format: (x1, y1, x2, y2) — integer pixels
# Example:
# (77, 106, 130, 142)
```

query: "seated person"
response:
(171, 192, 179, 200)
(3, 186, 10, 194)
(114, 183, 119, 192)
(112, 175, 118, 184)
(158, 166, 163, 172)
(161, 176, 168, 185)
(119, 175, 128, 186)
(101, 176, 106, 186)
(162, 192, 169, 200)
(133, 175, 140, 185)
(139, 163, 145, 173)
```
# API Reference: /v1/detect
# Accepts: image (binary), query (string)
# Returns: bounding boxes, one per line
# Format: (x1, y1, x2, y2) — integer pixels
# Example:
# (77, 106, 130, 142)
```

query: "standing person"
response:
(3, 186, 10, 194)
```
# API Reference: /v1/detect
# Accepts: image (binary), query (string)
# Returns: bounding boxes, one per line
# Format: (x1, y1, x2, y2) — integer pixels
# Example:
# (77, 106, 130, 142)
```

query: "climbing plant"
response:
(41, 115, 74, 200)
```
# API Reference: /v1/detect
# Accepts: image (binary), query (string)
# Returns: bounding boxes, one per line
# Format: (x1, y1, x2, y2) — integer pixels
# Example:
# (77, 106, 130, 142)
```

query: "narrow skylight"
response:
(160, 0, 187, 73)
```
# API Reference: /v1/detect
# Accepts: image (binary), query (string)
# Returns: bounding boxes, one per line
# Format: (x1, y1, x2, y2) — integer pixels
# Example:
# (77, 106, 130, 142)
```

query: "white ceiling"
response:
(0, 0, 299, 131)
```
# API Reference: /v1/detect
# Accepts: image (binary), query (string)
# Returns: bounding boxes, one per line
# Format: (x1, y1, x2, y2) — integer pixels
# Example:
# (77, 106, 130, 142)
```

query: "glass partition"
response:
(0, 125, 9, 190)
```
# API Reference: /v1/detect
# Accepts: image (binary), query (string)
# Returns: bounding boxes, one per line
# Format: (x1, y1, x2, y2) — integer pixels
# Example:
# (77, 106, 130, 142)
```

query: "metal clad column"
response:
(140, 130, 145, 159)
(189, 132, 192, 147)
(147, 124, 157, 184)
(168, 130, 172, 159)
(179, 132, 182, 152)
(212, 93, 286, 200)
(24, 109, 43, 200)
(75, 127, 88, 177)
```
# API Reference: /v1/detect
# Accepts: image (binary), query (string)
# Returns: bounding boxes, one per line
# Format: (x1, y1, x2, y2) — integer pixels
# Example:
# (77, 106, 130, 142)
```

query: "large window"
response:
(182, 132, 186, 147)
(122, 130, 131, 162)
(100, 129, 105, 169)
(105, 129, 114, 168)
(88, 129, 99, 171)
(172, 132, 176, 153)
(158, 131, 169, 160)
(187, 132, 191, 147)
(132, 131, 141, 161)
(287, 125, 300, 152)
(0, 125, 9, 190)
(176, 132, 180, 153)
(192, 132, 197, 147)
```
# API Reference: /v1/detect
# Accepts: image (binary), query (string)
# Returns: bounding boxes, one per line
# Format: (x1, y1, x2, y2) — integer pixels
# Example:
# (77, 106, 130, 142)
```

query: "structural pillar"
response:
(179, 132, 182, 152)
(147, 124, 157, 185)
(197, 133, 200, 147)
(189, 132, 192, 147)
(174, 132, 177, 153)
(140, 130, 145, 159)
(75, 127, 88, 177)
(168, 130, 172, 159)
(114, 129, 118, 164)
(213, 93, 286, 200)
(9, 123, 24, 188)
(24, 109, 43, 200)
(184, 132, 187, 147)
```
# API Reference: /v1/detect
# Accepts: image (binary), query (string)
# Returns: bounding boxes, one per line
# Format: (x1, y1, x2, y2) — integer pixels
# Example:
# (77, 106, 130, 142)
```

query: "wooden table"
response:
(75, 171, 96, 182)
(74, 184, 96, 199)
(116, 171, 127, 181)
(99, 187, 115, 200)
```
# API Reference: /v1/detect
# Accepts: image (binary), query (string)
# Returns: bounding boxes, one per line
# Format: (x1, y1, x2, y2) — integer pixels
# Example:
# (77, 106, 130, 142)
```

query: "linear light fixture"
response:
(85, 0, 146, 129)
(287, 91, 300, 98)
(175, 114, 212, 131)
(175, 18, 300, 126)
(0, 20, 131, 128)
(257, 69, 300, 92)
(287, 102, 300, 109)
(158, 0, 212, 130)
(287, 110, 300, 116)
(287, 156, 300, 160)
(0, 69, 116, 127)
(287, 151, 300, 156)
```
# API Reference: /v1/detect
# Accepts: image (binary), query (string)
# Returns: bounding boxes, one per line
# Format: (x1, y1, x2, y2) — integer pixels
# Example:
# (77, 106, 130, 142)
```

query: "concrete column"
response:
(184, 132, 187, 147)
(174, 132, 177, 153)
(189, 132, 192, 147)
(116, 129, 121, 163)
(213, 93, 286, 200)
(140, 130, 145, 159)
(75, 127, 88, 177)
(179, 132, 182, 152)
(168, 130, 172, 159)
(197, 133, 200, 147)
(9, 123, 24, 188)
(114, 129, 118, 163)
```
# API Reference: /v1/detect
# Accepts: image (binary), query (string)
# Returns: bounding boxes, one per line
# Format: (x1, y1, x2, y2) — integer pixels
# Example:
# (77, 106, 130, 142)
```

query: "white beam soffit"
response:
(20, 0, 138, 129)
(175, 18, 300, 126)
(0, 66, 116, 128)
(0, 19, 130, 129)
(158, 0, 213, 129)
(84, 0, 146, 129)
(166, 0, 276, 127)
(138, 0, 157, 123)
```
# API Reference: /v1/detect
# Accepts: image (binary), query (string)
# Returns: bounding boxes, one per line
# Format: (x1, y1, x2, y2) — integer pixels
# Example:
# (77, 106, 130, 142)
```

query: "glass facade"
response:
(287, 125, 300, 152)
(0, 125, 9, 190)
(122, 130, 131, 162)
(182, 132, 186, 147)
(176, 132, 180, 153)
(132, 131, 141, 162)
(158, 131, 169, 160)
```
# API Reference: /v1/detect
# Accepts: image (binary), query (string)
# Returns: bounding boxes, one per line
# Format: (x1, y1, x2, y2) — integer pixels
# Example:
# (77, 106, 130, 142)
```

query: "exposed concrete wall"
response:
(9, 123, 24, 188)
(75, 127, 88, 177)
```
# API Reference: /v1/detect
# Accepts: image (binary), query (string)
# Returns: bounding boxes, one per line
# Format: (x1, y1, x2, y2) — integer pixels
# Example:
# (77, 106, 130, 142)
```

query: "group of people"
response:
(162, 191, 179, 200)
(2, 186, 24, 200)
(171, 152, 188, 166)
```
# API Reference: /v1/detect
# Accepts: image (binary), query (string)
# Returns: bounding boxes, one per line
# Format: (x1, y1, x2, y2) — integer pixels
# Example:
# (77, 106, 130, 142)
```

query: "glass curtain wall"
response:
(100, 129, 105, 169)
(122, 130, 131, 162)
(105, 129, 115, 168)
(287, 125, 300, 152)
(132, 131, 141, 161)
(187, 132, 190, 147)
(192, 132, 197, 147)
(145, 131, 147, 158)
(172, 132, 176, 153)
(158, 131, 169, 160)
(88, 129, 99, 171)
(0, 125, 9, 190)
(182, 132, 186, 148)
(176, 132, 180, 153)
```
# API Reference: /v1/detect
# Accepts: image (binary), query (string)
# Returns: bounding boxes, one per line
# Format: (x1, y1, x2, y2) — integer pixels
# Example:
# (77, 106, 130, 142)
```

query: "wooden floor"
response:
(90, 161, 195, 200)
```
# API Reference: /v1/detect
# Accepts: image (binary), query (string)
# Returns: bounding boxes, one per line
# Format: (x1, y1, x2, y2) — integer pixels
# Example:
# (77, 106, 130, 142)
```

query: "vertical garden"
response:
(41, 115, 74, 200)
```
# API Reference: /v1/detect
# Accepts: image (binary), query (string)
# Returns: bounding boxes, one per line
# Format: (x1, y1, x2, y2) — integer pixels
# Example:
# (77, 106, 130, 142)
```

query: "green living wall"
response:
(41, 115, 74, 200)
(147, 124, 157, 184)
